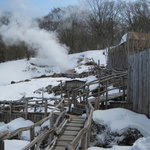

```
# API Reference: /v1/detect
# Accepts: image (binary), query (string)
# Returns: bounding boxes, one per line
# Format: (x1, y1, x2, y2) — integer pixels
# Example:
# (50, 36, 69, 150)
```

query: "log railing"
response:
(66, 99, 94, 150)
(65, 71, 128, 150)
(0, 98, 67, 150)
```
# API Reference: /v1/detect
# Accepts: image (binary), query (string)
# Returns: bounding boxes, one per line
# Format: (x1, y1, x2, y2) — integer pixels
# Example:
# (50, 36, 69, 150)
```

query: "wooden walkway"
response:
(53, 116, 85, 150)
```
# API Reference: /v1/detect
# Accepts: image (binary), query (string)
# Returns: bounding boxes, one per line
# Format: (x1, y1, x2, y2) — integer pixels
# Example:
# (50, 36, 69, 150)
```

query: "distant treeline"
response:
(0, 0, 150, 62)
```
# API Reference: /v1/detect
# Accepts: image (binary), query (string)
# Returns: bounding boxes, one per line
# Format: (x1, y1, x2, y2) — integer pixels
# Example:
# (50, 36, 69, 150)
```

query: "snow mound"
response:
(93, 108, 150, 137)
(5, 140, 29, 150)
(0, 117, 34, 140)
(131, 137, 150, 150)
(69, 50, 106, 68)
(88, 145, 131, 150)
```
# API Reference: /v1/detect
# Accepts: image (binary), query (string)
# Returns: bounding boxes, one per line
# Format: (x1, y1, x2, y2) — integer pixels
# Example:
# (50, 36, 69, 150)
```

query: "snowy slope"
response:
(0, 50, 106, 86)
(0, 50, 106, 100)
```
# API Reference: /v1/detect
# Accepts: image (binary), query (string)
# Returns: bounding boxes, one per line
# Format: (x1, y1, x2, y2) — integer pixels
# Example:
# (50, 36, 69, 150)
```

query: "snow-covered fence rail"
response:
(128, 48, 150, 117)
(0, 99, 66, 150)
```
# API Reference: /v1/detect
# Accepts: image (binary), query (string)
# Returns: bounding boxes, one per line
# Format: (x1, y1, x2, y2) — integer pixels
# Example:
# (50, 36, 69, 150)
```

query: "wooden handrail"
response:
(66, 100, 94, 150)
(1, 99, 65, 140)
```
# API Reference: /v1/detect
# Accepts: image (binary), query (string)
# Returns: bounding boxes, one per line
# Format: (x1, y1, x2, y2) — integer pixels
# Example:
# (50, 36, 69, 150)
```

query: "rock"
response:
(90, 121, 143, 148)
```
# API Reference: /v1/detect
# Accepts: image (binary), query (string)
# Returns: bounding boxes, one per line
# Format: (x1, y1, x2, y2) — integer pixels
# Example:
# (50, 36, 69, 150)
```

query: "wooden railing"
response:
(65, 71, 128, 150)
(0, 99, 67, 150)
(0, 97, 63, 122)
(71, 72, 127, 109)
(66, 99, 94, 150)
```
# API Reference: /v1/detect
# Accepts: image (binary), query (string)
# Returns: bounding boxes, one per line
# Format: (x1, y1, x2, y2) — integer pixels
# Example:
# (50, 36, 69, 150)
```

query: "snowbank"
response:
(87, 145, 131, 150)
(69, 50, 107, 68)
(0, 118, 34, 140)
(5, 140, 29, 150)
(93, 108, 150, 137)
(131, 137, 150, 150)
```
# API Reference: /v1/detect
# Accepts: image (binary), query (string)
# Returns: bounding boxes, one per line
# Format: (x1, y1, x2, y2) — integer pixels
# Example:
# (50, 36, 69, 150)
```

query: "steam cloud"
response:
(0, 13, 70, 71)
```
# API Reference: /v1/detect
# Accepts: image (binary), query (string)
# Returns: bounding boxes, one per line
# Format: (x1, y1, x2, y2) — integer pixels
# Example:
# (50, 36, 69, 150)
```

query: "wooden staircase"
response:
(53, 116, 85, 150)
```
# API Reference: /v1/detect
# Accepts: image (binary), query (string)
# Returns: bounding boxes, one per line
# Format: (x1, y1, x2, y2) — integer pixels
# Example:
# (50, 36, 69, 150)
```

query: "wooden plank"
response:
(70, 120, 85, 124)
(66, 123, 83, 127)
(71, 118, 85, 121)
(53, 146, 65, 150)
(59, 135, 75, 141)
(65, 126, 81, 131)
(56, 141, 70, 146)
(63, 131, 78, 136)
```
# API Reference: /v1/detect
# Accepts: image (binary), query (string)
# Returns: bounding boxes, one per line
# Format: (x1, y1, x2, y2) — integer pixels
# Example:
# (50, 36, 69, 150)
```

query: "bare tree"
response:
(86, 0, 120, 49)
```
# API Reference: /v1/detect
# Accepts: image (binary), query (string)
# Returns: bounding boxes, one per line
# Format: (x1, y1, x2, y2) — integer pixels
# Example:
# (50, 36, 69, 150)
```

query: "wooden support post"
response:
(86, 86, 89, 102)
(44, 99, 48, 117)
(60, 80, 63, 98)
(25, 99, 28, 120)
(79, 92, 82, 103)
(122, 76, 126, 101)
(49, 114, 54, 142)
(9, 102, 12, 121)
(0, 140, 4, 150)
(34, 101, 38, 112)
(68, 91, 71, 113)
(81, 133, 88, 150)
(60, 100, 64, 112)
(73, 91, 77, 107)
(30, 127, 35, 150)
(105, 81, 108, 109)
(87, 123, 91, 147)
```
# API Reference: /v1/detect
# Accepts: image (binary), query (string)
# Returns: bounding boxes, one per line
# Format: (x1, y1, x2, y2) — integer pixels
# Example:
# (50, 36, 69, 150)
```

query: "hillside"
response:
(0, 49, 106, 100)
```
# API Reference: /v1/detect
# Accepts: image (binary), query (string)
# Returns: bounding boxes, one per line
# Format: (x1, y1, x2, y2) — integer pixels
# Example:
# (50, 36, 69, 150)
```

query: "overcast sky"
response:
(0, 0, 79, 18)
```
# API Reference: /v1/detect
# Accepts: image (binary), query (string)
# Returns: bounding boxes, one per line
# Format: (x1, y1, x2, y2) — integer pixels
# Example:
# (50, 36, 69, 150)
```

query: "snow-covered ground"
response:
(1, 49, 150, 150)
(0, 50, 106, 100)
(89, 108, 150, 150)
(0, 49, 106, 149)
(5, 140, 30, 150)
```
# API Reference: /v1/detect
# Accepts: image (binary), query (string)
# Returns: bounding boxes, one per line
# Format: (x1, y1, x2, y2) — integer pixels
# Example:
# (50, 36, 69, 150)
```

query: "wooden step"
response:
(66, 123, 84, 127)
(63, 130, 79, 136)
(56, 141, 70, 146)
(65, 126, 82, 131)
(53, 146, 65, 150)
(71, 118, 85, 121)
(59, 135, 75, 141)
(70, 120, 85, 124)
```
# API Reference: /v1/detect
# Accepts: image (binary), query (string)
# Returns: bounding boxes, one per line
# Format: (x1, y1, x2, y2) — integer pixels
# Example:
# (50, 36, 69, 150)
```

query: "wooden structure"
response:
(65, 80, 86, 113)
(0, 97, 61, 123)
(0, 71, 130, 150)
(108, 32, 150, 71)
(128, 48, 150, 117)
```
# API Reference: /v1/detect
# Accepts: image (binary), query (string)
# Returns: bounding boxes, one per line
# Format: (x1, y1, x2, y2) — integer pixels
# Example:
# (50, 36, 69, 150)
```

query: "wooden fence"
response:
(127, 49, 150, 117)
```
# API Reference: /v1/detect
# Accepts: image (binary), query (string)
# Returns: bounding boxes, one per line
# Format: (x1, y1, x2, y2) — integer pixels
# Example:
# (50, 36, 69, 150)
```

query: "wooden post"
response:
(105, 81, 108, 109)
(86, 86, 89, 102)
(34, 101, 38, 112)
(49, 114, 54, 142)
(0, 140, 4, 150)
(30, 127, 35, 150)
(60, 80, 63, 98)
(60, 100, 64, 112)
(81, 133, 88, 150)
(44, 99, 48, 117)
(9, 102, 12, 121)
(122, 76, 126, 101)
(68, 91, 71, 113)
(25, 99, 28, 120)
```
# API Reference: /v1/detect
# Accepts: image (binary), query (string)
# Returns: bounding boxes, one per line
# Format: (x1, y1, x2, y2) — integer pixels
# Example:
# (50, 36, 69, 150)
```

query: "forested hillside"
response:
(0, 0, 150, 62)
